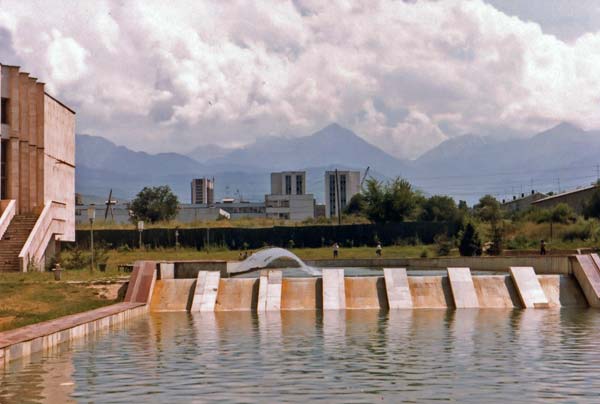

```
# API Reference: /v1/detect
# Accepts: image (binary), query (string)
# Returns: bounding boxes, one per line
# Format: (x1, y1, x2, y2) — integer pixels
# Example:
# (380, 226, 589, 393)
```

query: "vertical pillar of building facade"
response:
(36, 82, 45, 210)
(6, 67, 20, 211)
(28, 77, 38, 213)
(18, 72, 30, 214)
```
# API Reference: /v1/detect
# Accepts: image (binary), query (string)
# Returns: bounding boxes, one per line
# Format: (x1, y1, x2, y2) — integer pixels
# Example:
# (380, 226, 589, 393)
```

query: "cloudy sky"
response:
(1, 0, 600, 159)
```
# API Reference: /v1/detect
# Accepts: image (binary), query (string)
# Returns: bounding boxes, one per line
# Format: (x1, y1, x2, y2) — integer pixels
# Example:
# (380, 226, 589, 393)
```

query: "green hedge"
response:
(75, 222, 459, 250)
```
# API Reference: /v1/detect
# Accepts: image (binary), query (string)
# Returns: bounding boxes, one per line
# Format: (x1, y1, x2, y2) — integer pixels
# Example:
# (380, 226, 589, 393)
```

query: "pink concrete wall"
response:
(43, 95, 75, 241)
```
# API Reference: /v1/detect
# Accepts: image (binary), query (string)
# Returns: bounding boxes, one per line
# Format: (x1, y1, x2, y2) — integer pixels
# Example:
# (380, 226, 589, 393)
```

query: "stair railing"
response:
(18, 201, 67, 272)
(0, 200, 16, 240)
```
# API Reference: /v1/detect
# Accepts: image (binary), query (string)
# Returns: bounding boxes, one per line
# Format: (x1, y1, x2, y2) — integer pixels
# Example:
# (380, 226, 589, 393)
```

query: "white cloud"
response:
(0, 0, 599, 158)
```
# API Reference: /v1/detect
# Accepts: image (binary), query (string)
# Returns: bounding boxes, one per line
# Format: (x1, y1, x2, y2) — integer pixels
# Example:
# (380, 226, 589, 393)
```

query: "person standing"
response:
(333, 242, 339, 259)
(540, 240, 547, 255)
(376, 242, 382, 257)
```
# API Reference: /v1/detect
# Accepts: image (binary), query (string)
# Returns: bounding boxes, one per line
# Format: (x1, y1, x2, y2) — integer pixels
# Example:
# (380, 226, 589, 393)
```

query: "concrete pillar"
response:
(383, 268, 412, 309)
(190, 271, 220, 312)
(447, 267, 479, 308)
(159, 263, 174, 279)
(322, 268, 345, 310)
(573, 254, 600, 308)
(509, 266, 549, 308)
(257, 270, 282, 312)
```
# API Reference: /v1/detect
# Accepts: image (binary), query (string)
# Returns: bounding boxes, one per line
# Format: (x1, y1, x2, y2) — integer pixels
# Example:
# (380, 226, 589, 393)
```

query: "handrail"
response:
(0, 200, 16, 240)
(18, 201, 66, 272)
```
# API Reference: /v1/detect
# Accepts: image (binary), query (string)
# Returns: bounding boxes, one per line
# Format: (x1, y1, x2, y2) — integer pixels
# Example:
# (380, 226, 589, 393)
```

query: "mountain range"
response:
(76, 122, 600, 205)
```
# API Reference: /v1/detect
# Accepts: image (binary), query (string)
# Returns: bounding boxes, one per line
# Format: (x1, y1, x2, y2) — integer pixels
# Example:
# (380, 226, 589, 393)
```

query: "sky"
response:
(1, 0, 600, 159)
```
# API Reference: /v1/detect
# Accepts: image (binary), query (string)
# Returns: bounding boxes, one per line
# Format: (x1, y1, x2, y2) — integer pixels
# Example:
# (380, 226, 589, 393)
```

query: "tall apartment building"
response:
(266, 171, 315, 220)
(324, 170, 361, 218)
(0, 63, 76, 271)
(191, 177, 214, 205)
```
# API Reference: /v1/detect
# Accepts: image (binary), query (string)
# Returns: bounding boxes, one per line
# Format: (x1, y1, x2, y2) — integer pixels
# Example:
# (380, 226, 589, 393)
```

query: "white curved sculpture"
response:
(228, 247, 321, 276)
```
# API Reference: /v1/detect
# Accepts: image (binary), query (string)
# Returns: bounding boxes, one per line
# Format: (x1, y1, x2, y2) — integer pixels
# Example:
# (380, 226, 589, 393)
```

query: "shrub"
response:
(506, 234, 534, 250)
(561, 222, 593, 242)
(420, 249, 429, 258)
(434, 234, 454, 256)
(458, 223, 482, 256)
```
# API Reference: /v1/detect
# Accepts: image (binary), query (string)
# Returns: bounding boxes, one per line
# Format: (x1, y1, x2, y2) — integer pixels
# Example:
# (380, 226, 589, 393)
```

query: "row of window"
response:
(284, 175, 304, 195)
(1, 98, 8, 125)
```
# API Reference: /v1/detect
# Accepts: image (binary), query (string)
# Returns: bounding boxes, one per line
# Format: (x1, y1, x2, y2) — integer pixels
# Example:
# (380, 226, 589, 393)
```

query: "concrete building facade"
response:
(532, 184, 599, 214)
(324, 170, 361, 218)
(0, 63, 76, 271)
(191, 177, 214, 205)
(265, 171, 315, 220)
(76, 201, 266, 225)
(501, 191, 547, 213)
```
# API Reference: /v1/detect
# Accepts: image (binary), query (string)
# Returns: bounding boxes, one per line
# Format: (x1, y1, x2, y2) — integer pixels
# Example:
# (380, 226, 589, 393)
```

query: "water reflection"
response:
(2, 309, 600, 402)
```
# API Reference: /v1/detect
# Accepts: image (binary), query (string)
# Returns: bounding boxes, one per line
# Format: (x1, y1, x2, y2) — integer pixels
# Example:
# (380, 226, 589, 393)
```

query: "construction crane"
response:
(104, 189, 117, 221)
(360, 166, 370, 190)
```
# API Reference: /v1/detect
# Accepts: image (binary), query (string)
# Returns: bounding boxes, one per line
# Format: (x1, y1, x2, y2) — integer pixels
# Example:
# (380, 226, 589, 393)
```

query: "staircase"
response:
(0, 214, 38, 272)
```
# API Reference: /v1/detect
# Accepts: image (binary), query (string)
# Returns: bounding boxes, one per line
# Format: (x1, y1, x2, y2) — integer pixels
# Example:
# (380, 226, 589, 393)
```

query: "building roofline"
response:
(44, 92, 76, 115)
(531, 184, 598, 205)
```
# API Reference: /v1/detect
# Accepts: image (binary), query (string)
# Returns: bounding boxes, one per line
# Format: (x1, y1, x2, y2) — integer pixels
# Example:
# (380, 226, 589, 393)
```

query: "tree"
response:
(474, 195, 502, 223)
(584, 189, 600, 219)
(458, 223, 482, 256)
(344, 193, 366, 215)
(129, 185, 179, 223)
(363, 177, 419, 223)
(419, 195, 459, 222)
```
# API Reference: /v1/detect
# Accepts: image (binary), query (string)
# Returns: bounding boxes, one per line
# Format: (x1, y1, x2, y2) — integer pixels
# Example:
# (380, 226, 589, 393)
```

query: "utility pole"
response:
(596, 164, 599, 183)
(335, 169, 341, 225)
(88, 205, 96, 272)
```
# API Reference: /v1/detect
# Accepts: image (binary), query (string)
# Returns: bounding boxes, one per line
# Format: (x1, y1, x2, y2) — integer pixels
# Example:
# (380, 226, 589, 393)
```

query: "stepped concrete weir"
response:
(147, 252, 597, 314)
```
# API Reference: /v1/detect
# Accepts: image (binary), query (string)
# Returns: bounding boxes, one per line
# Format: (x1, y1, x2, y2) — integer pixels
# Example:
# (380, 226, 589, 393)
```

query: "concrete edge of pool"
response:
(2, 254, 600, 368)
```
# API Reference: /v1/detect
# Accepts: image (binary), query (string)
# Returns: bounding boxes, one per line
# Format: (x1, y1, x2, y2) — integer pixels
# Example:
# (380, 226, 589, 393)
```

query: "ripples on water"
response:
(2, 309, 600, 403)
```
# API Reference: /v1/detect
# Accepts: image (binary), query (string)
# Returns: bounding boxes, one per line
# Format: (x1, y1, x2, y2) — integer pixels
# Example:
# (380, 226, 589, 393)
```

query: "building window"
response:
(0, 98, 8, 125)
(285, 175, 292, 195)
(340, 175, 347, 209)
(0, 140, 7, 198)
(296, 175, 303, 195)
(329, 174, 336, 216)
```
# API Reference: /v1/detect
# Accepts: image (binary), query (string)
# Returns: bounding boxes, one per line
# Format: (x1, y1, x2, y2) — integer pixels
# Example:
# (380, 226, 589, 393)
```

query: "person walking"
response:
(540, 240, 547, 255)
(376, 242, 382, 257)
(333, 242, 339, 259)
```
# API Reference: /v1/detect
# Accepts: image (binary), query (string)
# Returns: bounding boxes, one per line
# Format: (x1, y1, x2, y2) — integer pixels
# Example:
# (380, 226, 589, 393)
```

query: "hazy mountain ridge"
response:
(76, 122, 600, 204)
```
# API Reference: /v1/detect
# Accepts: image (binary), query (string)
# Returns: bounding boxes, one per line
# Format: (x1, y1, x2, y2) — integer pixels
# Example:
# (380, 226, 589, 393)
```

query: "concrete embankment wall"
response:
(151, 271, 588, 312)
(0, 261, 157, 368)
(306, 256, 572, 275)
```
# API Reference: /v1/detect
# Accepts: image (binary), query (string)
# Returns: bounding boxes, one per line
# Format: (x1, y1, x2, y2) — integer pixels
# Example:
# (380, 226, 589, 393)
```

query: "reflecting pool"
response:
(2, 309, 600, 403)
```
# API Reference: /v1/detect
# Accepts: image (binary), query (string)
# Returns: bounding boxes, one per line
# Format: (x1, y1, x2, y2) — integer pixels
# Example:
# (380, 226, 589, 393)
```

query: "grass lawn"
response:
(102, 244, 442, 268)
(0, 279, 117, 332)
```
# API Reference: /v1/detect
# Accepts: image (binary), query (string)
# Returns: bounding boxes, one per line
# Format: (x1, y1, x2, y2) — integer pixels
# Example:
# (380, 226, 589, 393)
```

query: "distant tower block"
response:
(191, 177, 214, 204)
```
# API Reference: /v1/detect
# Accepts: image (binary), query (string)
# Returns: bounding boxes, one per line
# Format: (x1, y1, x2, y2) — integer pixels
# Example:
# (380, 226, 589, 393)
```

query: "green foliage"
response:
(420, 195, 459, 222)
(129, 185, 179, 223)
(458, 223, 482, 256)
(344, 193, 367, 215)
(523, 204, 575, 224)
(474, 194, 502, 223)
(363, 177, 420, 223)
(420, 249, 429, 258)
(487, 223, 504, 256)
(62, 247, 89, 270)
(583, 189, 600, 219)
(434, 234, 454, 256)
(506, 234, 535, 250)
(561, 221, 593, 242)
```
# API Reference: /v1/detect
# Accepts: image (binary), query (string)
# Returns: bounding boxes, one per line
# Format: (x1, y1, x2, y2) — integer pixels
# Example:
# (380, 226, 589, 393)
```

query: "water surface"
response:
(2, 309, 600, 403)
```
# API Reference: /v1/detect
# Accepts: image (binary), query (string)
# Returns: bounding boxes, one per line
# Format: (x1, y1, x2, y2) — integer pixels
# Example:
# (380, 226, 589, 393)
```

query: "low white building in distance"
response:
(191, 177, 214, 204)
(324, 170, 361, 218)
(265, 171, 315, 220)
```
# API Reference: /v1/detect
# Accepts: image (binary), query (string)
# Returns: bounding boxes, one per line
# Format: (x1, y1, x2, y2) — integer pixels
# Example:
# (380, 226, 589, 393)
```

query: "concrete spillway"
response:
(148, 267, 589, 313)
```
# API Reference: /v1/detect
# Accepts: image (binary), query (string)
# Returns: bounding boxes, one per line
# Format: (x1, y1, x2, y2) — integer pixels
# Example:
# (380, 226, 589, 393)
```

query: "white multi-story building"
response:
(191, 178, 214, 205)
(324, 170, 361, 218)
(266, 171, 315, 220)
